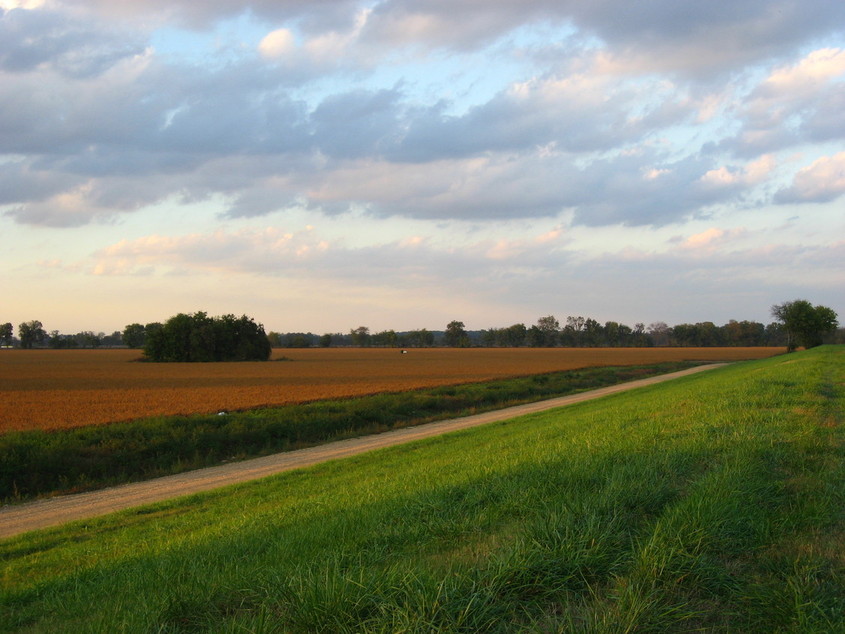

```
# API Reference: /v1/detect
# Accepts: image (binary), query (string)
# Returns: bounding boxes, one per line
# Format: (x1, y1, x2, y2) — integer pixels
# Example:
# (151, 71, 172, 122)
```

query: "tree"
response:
(18, 320, 46, 349)
(144, 312, 271, 362)
(647, 322, 671, 347)
(350, 326, 371, 347)
(503, 323, 527, 347)
(404, 329, 434, 347)
(562, 316, 586, 347)
(480, 328, 500, 347)
(103, 331, 123, 347)
(534, 315, 560, 347)
(286, 334, 313, 348)
(604, 321, 632, 347)
(444, 320, 469, 347)
(583, 318, 603, 347)
(632, 323, 651, 347)
(372, 329, 398, 347)
(771, 300, 838, 351)
(122, 323, 146, 348)
(49, 331, 76, 349)
(0, 322, 12, 346)
(79, 331, 102, 348)
(319, 333, 333, 347)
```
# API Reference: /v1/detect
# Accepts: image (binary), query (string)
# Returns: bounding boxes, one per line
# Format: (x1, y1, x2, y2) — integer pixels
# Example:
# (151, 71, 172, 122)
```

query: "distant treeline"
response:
(5, 314, 842, 351)
(268, 316, 845, 349)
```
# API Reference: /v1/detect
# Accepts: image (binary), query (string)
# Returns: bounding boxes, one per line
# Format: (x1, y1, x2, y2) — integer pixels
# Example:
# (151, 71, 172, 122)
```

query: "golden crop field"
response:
(1, 347, 784, 433)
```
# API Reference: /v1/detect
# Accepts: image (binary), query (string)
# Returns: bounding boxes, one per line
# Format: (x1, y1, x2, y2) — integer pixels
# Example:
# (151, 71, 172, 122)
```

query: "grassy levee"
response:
(1, 346, 843, 631)
(0, 362, 695, 502)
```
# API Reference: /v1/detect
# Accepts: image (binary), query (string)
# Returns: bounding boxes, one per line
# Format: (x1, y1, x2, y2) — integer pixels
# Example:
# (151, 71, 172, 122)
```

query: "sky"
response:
(2, 0, 844, 336)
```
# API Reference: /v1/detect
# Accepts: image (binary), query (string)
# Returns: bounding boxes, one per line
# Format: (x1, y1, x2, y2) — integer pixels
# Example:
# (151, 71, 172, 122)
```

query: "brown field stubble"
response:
(0, 347, 783, 433)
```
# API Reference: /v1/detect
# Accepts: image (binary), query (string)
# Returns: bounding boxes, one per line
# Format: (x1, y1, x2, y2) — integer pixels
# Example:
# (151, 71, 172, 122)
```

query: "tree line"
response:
(3, 300, 838, 357)
(268, 301, 840, 350)
(1, 320, 125, 349)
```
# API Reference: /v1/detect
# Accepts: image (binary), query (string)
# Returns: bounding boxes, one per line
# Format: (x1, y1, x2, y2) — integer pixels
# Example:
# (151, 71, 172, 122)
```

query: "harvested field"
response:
(0, 347, 783, 433)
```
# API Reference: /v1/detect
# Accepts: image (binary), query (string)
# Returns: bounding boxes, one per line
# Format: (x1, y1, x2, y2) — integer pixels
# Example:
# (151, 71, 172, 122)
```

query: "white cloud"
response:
(91, 227, 330, 276)
(683, 228, 728, 249)
(765, 47, 845, 90)
(775, 152, 845, 203)
(0, 0, 46, 9)
(680, 227, 746, 252)
(699, 154, 776, 188)
(258, 28, 295, 59)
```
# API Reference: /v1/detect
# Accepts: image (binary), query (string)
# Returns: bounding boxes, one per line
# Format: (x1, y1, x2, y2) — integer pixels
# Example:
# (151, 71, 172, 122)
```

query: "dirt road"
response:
(0, 364, 724, 539)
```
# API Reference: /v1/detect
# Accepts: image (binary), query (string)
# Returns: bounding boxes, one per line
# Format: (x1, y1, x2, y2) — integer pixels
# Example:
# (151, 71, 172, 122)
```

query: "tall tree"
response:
(350, 326, 371, 347)
(648, 322, 671, 347)
(18, 320, 46, 349)
(444, 320, 469, 347)
(562, 316, 587, 347)
(771, 300, 838, 351)
(535, 315, 560, 347)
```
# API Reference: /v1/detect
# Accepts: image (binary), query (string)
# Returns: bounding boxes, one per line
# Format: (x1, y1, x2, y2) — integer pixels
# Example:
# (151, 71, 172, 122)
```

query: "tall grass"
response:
(0, 362, 693, 501)
(1, 346, 842, 632)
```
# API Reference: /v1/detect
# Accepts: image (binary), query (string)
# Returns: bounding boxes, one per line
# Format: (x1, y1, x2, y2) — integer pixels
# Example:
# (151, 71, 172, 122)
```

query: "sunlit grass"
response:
(1, 346, 842, 631)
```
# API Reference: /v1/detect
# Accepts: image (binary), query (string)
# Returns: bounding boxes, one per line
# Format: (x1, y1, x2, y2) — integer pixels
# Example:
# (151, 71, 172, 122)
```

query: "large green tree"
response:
(771, 300, 838, 351)
(144, 312, 271, 362)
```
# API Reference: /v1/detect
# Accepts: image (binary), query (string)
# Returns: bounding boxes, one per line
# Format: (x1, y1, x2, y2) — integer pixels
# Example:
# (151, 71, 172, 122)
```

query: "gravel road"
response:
(0, 364, 724, 539)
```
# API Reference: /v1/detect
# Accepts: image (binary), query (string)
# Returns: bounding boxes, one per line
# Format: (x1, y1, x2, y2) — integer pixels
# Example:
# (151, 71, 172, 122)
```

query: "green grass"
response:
(0, 362, 695, 502)
(1, 346, 843, 632)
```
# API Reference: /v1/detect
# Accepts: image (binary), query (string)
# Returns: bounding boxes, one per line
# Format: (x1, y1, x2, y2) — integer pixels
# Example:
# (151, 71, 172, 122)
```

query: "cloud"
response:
(572, 1, 845, 78)
(0, 158, 79, 205)
(49, 0, 361, 32)
(680, 227, 747, 253)
(775, 152, 845, 203)
(91, 227, 330, 276)
(77, 221, 844, 332)
(0, 6, 146, 77)
(388, 70, 692, 162)
(2, 0, 843, 235)
(722, 47, 845, 156)
(698, 154, 776, 188)
(765, 47, 845, 90)
(258, 27, 296, 59)
(3, 178, 152, 227)
(32, 1, 845, 76)
(87, 223, 571, 284)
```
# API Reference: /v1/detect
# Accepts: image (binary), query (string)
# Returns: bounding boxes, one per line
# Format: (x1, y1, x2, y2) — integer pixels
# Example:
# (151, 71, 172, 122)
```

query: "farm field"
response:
(1, 347, 783, 432)
(1, 346, 841, 631)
